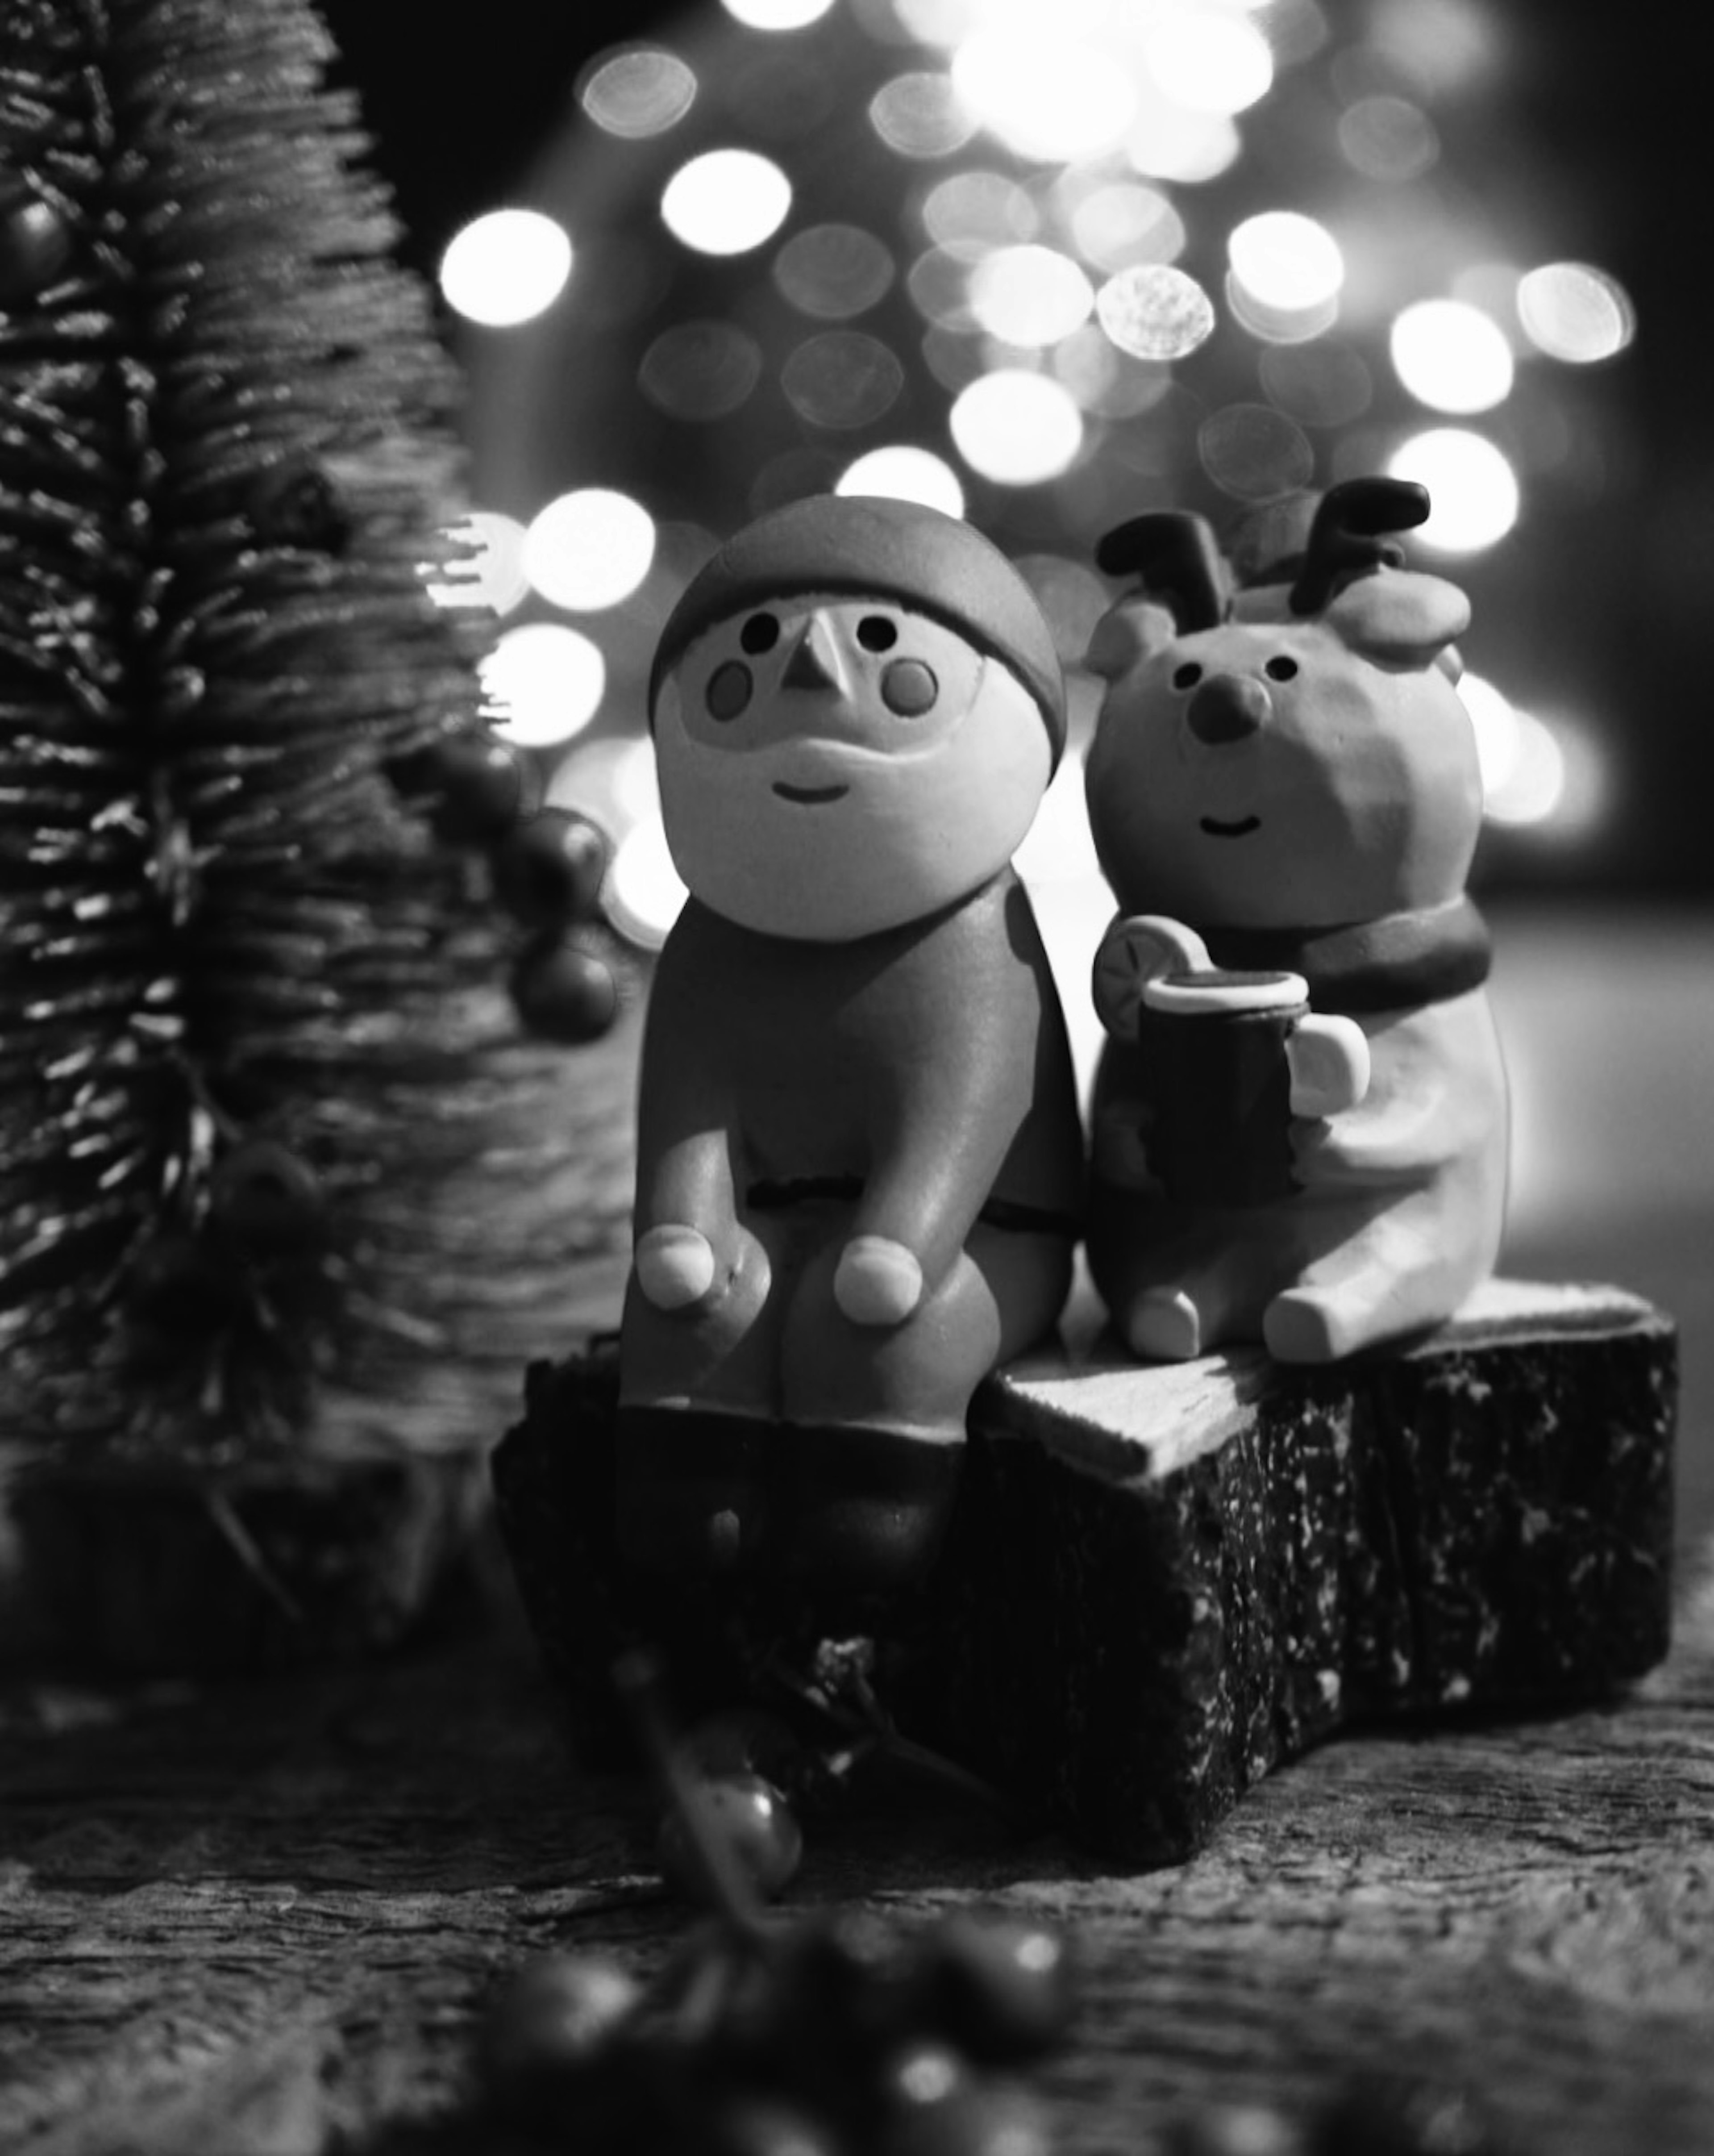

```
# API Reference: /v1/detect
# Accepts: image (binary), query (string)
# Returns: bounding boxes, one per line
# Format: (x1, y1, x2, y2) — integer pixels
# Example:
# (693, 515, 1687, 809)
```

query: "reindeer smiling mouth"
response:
(1200, 814, 1261, 838)
(774, 781, 849, 805)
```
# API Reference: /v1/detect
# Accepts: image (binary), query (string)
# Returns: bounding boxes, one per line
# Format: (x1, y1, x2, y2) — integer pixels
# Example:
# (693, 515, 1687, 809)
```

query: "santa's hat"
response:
(649, 495, 1066, 766)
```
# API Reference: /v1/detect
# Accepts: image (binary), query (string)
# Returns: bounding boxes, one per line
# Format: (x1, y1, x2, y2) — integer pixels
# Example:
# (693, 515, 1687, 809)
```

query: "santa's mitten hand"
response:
(834, 1235, 924, 1326)
(634, 1223, 717, 1310)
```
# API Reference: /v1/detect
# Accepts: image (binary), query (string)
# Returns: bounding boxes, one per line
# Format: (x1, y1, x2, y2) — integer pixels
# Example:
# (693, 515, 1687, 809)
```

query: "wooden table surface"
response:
(4, 901, 1713, 2156)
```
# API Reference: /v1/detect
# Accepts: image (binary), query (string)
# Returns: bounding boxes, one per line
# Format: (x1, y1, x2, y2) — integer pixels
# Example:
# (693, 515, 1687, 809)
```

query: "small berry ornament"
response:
(618, 495, 1083, 1611)
(470, 1654, 1077, 2156)
(1082, 479, 1508, 1365)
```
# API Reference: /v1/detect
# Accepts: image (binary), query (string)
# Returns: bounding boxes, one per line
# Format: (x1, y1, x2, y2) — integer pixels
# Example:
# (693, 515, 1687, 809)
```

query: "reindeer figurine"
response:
(1082, 478, 1509, 1364)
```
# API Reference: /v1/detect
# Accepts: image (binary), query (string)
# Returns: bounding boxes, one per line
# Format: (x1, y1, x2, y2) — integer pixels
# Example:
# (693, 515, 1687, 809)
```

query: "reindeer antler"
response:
(1095, 511, 1227, 632)
(1289, 477, 1431, 617)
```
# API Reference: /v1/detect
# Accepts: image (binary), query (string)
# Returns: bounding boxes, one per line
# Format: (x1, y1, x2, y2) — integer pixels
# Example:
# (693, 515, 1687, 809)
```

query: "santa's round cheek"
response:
(704, 660, 753, 721)
(881, 658, 938, 716)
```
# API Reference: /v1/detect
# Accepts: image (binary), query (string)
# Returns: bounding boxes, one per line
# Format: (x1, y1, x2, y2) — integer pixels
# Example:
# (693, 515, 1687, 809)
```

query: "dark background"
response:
(318, 0, 1713, 898)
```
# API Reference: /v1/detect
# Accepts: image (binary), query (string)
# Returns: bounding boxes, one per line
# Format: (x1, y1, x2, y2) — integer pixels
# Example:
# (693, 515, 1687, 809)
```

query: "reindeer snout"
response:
(1187, 671, 1269, 745)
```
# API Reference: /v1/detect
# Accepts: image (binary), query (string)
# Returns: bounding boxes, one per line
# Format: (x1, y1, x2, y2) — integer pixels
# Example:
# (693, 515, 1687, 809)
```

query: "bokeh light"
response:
(1516, 261, 1635, 365)
(1227, 211, 1344, 341)
(949, 370, 1084, 484)
(639, 320, 763, 420)
(608, 814, 689, 948)
(1055, 327, 1174, 419)
(578, 46, 697, 138)
(546, 732, 661, 833)
(1124, 92, 1241, 183)
(481, 623, 607, 748)
(523, 489, 657, 611)
(1368, 0, 1500, 97)
(907, 245, 982, 333)
(661, 149, 792, 254)
(423, 511, 529, 616)
(781, 332, 905, 429)
(547, 738, 686, 947)
(440, 210, 572, 328)
(774, 224, 895, 319)
(1390, 298, 1514, 413)
(923, 170, 1038, 249)
(837, 445, 965, 514)
(1068, 181, 1185, 272)
(868, 71, 978, 158)
(968, 246, 1094, 347)
(1096, 263, 1216, 362)
(1144, 6, 1274, 116)
(1337, 94, 1439, 183)
(952, 31, 1137, 163)
(1457, 671, 1589, 830)
(1388, 428, 1520, 551)
(721, 0, 836, 27)
(1200, 402, 1315, 500)
(1260, 338, 1373, 427)
(460, 0, 1650, 895)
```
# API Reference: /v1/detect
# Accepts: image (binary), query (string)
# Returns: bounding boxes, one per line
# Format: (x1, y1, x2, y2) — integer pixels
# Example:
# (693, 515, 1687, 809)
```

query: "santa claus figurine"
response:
(618, 494, 1083, 1613)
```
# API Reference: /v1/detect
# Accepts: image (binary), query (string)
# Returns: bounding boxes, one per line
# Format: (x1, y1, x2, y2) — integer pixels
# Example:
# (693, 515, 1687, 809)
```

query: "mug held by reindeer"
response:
(1083, 479, 1509, 1366)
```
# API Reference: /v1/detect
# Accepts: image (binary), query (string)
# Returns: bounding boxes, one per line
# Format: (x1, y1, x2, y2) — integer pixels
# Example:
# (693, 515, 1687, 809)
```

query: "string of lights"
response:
(329, 0, 1666, 928)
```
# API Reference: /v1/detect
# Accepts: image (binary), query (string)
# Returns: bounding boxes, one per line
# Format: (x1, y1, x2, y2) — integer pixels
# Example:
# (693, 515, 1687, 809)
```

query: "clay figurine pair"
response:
(615, 485, 1508, 1610)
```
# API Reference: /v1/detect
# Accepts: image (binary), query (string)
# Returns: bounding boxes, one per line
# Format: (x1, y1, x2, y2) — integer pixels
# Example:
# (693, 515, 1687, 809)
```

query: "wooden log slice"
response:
(492, 1281, 1676, 1865)
(933, 1279, 1677, 1862)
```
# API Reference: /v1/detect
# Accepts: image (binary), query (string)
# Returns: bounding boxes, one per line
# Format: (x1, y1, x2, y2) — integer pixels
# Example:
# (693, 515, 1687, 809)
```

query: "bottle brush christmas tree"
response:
(0, 0, 630, 1664)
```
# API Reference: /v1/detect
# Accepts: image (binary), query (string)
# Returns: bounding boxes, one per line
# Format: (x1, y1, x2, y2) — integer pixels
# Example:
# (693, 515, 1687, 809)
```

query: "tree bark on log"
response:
(1, 1590, 1711, 2155)
(495, 1279, 1676, 1864)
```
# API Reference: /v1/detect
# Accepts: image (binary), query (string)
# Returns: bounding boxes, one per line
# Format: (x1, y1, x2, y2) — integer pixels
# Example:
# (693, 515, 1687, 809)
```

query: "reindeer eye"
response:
(740, 613, 780, 654)
(857, 614, 898, 651)
(1172, 662, 1203, 691)
(1265, 656, 1299, 681)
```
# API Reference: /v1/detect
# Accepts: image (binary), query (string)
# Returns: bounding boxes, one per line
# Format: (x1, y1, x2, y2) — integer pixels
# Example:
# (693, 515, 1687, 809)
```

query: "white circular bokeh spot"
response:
(440, 210, 573, 328)
(661, 149, 793, 255)
(949, 371, 1085, 485)
(481, 622, 607, 748)
(523, 489, 657, 612)
(836, 445, 966, 516)
(1388, 428, 1520, 553)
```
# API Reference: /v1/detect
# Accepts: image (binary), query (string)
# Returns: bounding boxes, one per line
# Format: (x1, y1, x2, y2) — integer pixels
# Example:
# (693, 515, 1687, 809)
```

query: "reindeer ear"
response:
(1324, 572, 1471, 664)
(1096, 511, 1228, 631)
(1086, 598, 1181, 680)
(1290, 477, 1431, 615)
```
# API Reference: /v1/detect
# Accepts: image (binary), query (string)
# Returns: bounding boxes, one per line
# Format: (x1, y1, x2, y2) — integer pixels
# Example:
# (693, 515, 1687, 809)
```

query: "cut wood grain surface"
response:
(5, 911, 1714, 2155)
(3, 1572, 1712, 2156)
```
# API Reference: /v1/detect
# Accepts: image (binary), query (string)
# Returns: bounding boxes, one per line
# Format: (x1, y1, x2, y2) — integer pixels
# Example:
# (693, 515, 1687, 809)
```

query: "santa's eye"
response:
(706, 660, 753, 721)
(1265, 655, 1298, 681)
(739, 613, 780, 654)
(882, 658, 937, 716)
(857, 614, 899, 652)
(1172, 661, 1203, 691)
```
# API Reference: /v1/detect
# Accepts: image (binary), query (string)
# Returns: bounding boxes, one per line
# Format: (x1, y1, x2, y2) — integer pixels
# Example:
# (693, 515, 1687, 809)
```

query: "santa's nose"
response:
(1187, 671, 1269, 744)
(782, 618, 841, 691)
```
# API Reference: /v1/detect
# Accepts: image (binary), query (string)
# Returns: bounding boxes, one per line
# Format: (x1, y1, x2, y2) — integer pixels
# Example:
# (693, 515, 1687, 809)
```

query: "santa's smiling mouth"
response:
(1200, 814, 1261, 838)
(774, 781, 850, 805)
